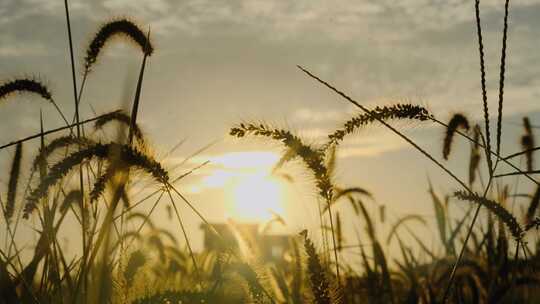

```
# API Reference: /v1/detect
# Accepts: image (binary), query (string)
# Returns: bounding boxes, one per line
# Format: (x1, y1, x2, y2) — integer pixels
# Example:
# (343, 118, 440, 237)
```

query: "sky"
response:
(1, 0, 540, 257)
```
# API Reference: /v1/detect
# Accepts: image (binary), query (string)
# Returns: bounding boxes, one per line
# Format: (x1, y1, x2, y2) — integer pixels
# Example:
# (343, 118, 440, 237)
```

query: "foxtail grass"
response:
(526, 186, 540, 225)
(230, 124, 331, 198)
(5, 143, 23, 221)
(89, 166, 115, 203)
(0, 110, 121, 151)
(301, 231, 331, 304)
(326, 103, 430, 149)
(94, 111, 145, 144)
(23, 142, 168, 218)
(234, 262, 270, 303)
(84, 18, 153, 74)
(495, 0, 511, 156)
(0, 78, 69, 126)
(59, 190, 82, 214)
(335, 212, 343, 251)
(230, 123, 341, 283)
(521, 117, 534, 172)
(123, 250, 146, 286)
(0, 79, 52, 102)
(443, 113, 470, 160)
(32, 135, 95, 170)
(454, 190, 522, 240)
(469, 125, 482, 185)
(474, 0, 493, 174)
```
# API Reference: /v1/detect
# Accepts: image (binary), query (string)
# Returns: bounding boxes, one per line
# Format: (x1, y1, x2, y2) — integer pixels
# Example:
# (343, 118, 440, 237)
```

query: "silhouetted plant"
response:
(454, 190, 522, 240)
(5, 143, 22, 221)
(24, 142, 168, 218)
(84, 18, 153, 74)
(326, 103, 430, 149)
(443, 113, 470, 160)
(301, 231, 331, 304)
(521, 117, 535, 172)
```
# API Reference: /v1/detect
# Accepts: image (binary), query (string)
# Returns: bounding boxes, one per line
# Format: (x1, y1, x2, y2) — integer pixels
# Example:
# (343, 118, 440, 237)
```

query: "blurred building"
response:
(200, 222, 292, 264)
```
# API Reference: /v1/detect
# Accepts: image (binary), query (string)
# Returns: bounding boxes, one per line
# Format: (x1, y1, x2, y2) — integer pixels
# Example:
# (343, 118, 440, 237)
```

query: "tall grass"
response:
(1, 0, 540, 303)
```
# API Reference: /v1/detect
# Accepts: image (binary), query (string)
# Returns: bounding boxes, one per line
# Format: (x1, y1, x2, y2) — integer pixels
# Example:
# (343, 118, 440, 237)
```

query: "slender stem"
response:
(430, 117, 539, 186)
(296, 65, 492, 302)
(129, 28, 150, 144)
(63, 2, 89, 300)
(165, 188, 201, 285)
(496, 0, 510, 156)
(112, 161, 210, 221)
(0, 199, 26, 273)
(503, 146, 540, 161)
(77, 74, 88, 114)
(297, 65, 472, 193)
(443, 126, 500, 302)
(474, 0, 493, 176)
(318, 199, 330, 265)
(324, 194, 341, 284)
(507, 240, 521, 303)
(166, 182, 218, 234)
(0, 110, 120, 151)
(63, 0, 80, 138)
(0, 249, 40, 303)
(51, 99, 72, 130)
(122, 191, 165, 250)
(442, 178, 493, 301)
(494, 170, 540, 178)
(77, 186, 123, 302)
(69, 73, 88, 126)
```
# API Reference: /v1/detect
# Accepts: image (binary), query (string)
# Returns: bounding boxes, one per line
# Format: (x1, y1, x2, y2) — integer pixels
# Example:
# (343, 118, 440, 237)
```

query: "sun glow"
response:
(230, 172, 285, 221)
(200, 152, 287, 222)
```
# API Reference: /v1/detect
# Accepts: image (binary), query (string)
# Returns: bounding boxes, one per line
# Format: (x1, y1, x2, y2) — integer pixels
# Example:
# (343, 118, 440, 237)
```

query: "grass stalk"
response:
(164, 188, 201, 285)
(0, 110, 121, 151)
(430, 117, 540, 186)
(128, 29, 150, 145)
(496, 0, 510, 156)
(474, 0, 493, 176)
(63, 2, 88, 300)
(297, 65, 471, 193)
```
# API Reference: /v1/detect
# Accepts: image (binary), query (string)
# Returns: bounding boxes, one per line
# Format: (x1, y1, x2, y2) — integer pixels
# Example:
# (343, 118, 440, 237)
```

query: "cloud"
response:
(338, 143, 403, 158)
(2, 0, 540, 151)
(0, 0, 90, 24)
(166, 151, 283, 194)
(102, 0, 170, 15)
(3, 0, 539, 41)
(292, 108, 345, 123)
(0, 40, 48, 57)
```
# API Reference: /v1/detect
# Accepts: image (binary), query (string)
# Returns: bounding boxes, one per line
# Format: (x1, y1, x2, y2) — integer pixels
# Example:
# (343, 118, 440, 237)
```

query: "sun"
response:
(230, 172, 285, 222)
(200, 151, 287, 222)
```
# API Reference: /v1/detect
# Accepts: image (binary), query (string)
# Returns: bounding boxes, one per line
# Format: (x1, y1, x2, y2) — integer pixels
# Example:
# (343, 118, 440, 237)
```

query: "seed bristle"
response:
(84, 18, 153, 73)
(443, 113, 470, 160)
(0, 78, 53, 103)
(24, 142, 168, 218)
(521, 117, 534, 172)
(454, 190, 522, 240)
(302, 231, 331, 304)
(32, 136, 95, 170)
(5, 143, 23, 221)
(94, 110, 145, 145)
(468, 125, 482, 185)
(326, 103, 430, 148)
(231, 123, 332, 200)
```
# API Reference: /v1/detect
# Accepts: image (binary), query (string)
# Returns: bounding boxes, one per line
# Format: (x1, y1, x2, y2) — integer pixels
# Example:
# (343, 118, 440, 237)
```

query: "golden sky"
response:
(1, 0, 540, 254)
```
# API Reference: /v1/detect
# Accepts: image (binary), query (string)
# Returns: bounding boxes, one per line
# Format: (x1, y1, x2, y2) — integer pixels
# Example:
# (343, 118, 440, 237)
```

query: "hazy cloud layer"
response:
(2, 1, 540, 244)
(2, 0, 540, 153)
